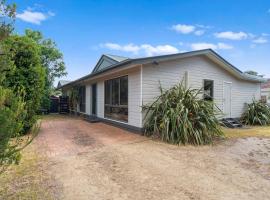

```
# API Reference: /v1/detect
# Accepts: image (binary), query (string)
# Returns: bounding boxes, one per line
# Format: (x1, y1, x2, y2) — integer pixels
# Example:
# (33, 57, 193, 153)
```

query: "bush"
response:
(2, 35, 45, 133)
(143, 82, 223, 145)
(0, 86, 26, 167)
(242, 100, 270, 125)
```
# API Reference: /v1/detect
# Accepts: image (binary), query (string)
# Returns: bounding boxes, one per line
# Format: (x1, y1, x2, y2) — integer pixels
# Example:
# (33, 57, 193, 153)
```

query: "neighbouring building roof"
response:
(262, 79, 270, 90)
(58, 49, 266, 89)
(57, 80, 72, 88)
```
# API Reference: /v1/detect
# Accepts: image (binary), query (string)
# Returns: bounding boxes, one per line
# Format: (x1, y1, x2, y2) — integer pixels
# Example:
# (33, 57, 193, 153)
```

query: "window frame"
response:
(203, 79, 214, 101)
(104, 75, 128, 122)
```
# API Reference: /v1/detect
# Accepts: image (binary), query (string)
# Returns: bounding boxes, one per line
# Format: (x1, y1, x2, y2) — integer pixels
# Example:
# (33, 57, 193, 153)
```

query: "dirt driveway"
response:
(32, 115, 270, 199)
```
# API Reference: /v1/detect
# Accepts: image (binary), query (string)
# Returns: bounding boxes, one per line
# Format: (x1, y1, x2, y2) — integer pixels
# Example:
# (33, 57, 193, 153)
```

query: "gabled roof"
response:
(105, 54, 129, 62)
(91, 54, 129, 73)
(59, 49, 266, 89)
(57, 80, 71, 88)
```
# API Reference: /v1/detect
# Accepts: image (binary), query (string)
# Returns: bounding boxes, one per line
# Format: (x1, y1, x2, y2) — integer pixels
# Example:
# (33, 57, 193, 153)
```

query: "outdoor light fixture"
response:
(152, 60, 159, 65)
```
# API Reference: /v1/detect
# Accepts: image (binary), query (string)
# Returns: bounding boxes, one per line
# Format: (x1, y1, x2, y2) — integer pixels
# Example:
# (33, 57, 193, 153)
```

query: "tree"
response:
(0, 0, 25, 169)
(25, 29, 67, 110)
(3, 35, 46, 133)
(0, 0, 16, 81)
(0, 0, 16, 41)
(245, 70, 264, 77)
(0, 87, 26, 168)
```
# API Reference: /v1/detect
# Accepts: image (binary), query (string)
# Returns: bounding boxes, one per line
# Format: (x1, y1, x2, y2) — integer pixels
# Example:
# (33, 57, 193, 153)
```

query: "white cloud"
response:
(191, 42, 233, 50)
(252, 37, 268, 44)
(262, 33, 270, 36)
(217, 43, 233, 49)
(171, 24, 196, 34)
(171, 24, 209, 36)
(214, 31, 248, 40)
(101, 43, 179, 56)
(191, 43, 216, 50)
(140, 44, 179, 56)
(194, 30, 205, 36)
(102, 43, 140, 54)
(17, 9, 55, 25)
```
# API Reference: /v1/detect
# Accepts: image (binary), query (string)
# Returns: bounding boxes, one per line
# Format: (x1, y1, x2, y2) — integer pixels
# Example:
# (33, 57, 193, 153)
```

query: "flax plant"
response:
(143, 82, 223, 145)
(242, 100, 270, 125)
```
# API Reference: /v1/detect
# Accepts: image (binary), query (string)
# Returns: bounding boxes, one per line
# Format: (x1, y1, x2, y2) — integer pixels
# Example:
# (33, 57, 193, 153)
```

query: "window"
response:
(79, 86, 86, 112)
(104, 76, 128, 122)
(203, 80, 214, 101)
(261, 96, 267, 103)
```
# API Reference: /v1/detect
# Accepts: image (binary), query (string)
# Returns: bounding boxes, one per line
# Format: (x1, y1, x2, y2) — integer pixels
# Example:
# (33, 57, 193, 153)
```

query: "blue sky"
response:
(13, 0, 270, 84)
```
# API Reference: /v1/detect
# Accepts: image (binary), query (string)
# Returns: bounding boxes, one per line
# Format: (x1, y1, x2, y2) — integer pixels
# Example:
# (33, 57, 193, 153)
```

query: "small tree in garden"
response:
(25, 29, 67, 111)
(242, 100, 270, 125)
(2, 35, 46, 133)
(0, 87, 26, 168)
(143, 82, 223, 145)
(69, 87, 79, 111)
(0, 0, 32, 170)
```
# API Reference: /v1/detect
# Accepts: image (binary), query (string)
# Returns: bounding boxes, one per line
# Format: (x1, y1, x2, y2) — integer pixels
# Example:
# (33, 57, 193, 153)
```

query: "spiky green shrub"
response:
(242, 100, 270, 125)
(143, 82, 223, 145)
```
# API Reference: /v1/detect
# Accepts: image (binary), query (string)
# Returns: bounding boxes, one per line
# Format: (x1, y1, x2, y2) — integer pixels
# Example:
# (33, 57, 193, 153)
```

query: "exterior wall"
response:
(83, 68, 142, 128)
(142, 55, 261, 120)
(85, 85, 91, 115)
(128, 68, 142, 127)
(261, 79, 270, 103)
(97, 81, 104, 118)
(63, 54, 261, 129)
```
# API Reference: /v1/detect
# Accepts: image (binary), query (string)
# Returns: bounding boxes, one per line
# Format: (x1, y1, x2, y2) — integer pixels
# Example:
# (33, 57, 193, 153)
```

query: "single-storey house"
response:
(58, 49, 265, 132)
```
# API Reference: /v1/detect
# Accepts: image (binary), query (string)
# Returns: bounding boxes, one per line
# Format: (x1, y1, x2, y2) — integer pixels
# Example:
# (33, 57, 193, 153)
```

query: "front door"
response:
(223, 82, 232, 118)
(91, 84, 97, 115)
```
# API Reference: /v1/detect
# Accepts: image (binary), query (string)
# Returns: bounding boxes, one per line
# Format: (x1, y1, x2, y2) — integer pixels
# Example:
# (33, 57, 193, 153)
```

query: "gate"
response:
(59, 96, 69, 113)
(50, 96, 59, 113)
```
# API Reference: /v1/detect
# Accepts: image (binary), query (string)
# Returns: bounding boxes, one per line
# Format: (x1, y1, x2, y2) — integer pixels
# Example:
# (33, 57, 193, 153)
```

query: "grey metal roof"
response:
(91, 54, 129, 74)
(104, 54, 129, 62)
(59, 49, 266, 89)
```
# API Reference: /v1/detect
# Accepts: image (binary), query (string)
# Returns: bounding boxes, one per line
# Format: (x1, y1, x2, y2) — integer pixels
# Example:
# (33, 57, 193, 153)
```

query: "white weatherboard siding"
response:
(97, 81, 104, 118)
(93, 68, 142, 127)
(142, 55, 261, 120)
(128, 69, 142, 127)
(85, 84, 91, 115)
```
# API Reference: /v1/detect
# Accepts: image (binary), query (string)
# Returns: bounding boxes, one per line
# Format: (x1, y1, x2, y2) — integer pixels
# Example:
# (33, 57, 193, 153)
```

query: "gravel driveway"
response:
(34, 115, 270, 200)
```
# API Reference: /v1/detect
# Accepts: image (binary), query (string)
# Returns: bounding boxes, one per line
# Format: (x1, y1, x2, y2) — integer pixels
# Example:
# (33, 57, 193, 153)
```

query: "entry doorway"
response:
(92, 84, 97, 115)
(223, 82, 232, 118)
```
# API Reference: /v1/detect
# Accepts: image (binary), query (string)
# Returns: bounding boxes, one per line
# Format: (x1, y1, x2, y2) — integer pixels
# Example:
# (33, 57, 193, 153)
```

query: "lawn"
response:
(223, 126, 270, 138)
(0, 144, 57, 200)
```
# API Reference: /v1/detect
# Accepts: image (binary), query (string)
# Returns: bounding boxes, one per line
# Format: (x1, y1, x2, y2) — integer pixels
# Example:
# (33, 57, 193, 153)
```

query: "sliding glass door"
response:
(104, 76, 128, 122)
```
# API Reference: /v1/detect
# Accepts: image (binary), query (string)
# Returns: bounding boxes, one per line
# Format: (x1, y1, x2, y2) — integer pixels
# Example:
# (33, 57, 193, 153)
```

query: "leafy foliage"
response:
(242, 100, 270, 125)
(69, 87, 79, 111)
(0, 0, 16, 41)
(143, 82, 223, 145)
(0, 87, 25, 167)
(25, 29, 67, 110)
(0, 1, 44, 170)
(2, 35, 46, 133)
(244, 70, 264, 77)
